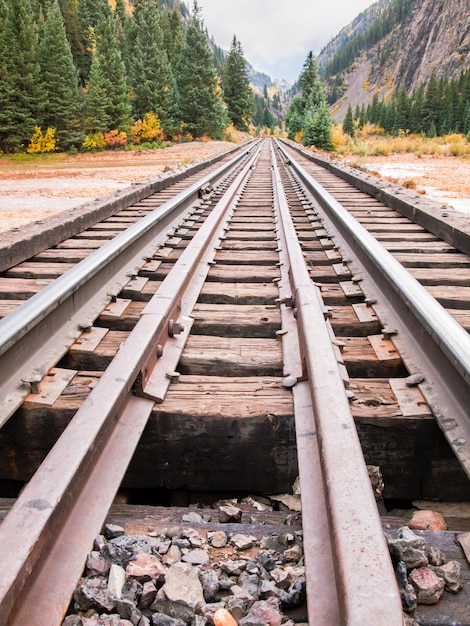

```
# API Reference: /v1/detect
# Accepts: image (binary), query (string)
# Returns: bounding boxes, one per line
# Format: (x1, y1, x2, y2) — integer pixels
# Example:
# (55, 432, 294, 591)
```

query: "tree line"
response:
(0, 0, 254, 153)
(343, 68, 470, 137)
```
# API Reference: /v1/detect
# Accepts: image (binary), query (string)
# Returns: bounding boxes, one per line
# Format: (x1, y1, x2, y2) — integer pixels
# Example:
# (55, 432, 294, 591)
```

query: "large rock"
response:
(408, 510, 447, 531)
(126, 552, 166, 583)
(409, 567, 445, 605)
(151, 562, 204, 622)
(388, 526, 429, 570)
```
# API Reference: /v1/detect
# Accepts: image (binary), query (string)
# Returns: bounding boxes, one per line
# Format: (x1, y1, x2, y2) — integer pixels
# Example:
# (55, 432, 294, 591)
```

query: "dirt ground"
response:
(0, 141, 234, 232)
(347, 153, 470, 214)
(0, 143, 469, 233)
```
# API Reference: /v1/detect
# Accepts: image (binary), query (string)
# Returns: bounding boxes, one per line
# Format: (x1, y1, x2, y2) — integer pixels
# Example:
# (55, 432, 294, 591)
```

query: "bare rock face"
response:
(320, 0, 470, 120)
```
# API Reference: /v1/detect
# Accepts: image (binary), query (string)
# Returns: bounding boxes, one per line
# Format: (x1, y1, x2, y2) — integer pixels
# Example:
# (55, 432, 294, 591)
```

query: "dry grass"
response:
(332, 124, 470, 159)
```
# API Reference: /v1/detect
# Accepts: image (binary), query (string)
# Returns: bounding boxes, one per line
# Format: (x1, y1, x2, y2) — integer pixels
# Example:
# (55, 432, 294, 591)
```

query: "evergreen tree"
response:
(303, 98, 333, 150)
(39, 0, 84, 149)
(285, 51, 332, 150)
(93, 12, 132, 130)
(0, 0, 43, 151)
(83, 50, 111, 133)
(299, 51, 323, 110)
(222, 35, 253, 131)
(161, 6, 184, 68)
(422, 70, 440, 135)
(58, 0, 83, 75)
(395, 88, 410, 132)
(284, 96, 305, 140)
(175, 4, 228, 138)
(128, 0, 175, 132)
(76, 0, 111, 84)
(0, 0, 16, 152)
(343, 104, 355, 137)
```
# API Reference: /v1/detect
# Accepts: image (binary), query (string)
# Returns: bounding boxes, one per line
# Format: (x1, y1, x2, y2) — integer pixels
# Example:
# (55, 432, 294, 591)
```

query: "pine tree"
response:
(284, 96, 305, 140)
(128, 0, 175, 133)
(343, 104, 355, 137)
(395, 88, 410, 132)
(303, 98, 333, 150)
(175, 4, 228, 138)
(83, 50, 111, 133)
(422, 70, 440, 135)
(39, 0, 84, 149)
(76, 0, 111, 84)
(300, 51, 322, 108)
(161, 6, 184, 68)
(0, 0, 16, 152)
(94, 12, 132, 130)
(0, 0, 43, 151)
(222, 35, 253, 131)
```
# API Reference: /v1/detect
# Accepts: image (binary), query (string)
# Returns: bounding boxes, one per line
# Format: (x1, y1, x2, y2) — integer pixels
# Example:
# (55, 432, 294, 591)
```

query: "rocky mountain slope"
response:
(319, 0, 470, 121)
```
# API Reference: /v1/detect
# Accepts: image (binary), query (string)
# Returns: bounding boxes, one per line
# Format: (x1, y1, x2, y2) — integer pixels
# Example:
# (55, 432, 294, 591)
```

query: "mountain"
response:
(318, 0, 470, 121)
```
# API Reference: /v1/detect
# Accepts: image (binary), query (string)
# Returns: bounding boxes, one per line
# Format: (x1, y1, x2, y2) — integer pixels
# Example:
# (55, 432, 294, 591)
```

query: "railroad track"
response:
(0, 138, 468, 624)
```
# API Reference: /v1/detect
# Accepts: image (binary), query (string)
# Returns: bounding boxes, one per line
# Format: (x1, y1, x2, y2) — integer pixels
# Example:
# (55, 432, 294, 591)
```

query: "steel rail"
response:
(276, 140, 470, 479)
(0, 143, 263, 625)
(271, 143, 403, 623)
(0, 142, 259, 427)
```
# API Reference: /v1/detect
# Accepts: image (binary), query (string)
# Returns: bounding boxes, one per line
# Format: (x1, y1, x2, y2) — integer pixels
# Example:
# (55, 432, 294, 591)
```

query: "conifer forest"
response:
(0, 0, 255, 153)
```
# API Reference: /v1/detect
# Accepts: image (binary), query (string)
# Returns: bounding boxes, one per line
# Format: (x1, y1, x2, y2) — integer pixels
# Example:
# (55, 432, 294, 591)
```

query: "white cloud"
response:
(199, 0, 376, 83)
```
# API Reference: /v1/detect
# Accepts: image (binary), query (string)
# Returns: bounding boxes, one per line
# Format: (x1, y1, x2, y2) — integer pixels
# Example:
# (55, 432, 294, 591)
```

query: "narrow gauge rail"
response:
(0, 138, 468, 624)
(277, 139, 470, 480)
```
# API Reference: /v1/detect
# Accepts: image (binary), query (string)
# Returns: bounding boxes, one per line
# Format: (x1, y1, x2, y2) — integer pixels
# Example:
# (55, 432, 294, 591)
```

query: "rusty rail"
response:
(275, 140, 470, 480)
(0, 144, 263, 624)
(0, 143, 258, 427)
(271, 143, 403, 624)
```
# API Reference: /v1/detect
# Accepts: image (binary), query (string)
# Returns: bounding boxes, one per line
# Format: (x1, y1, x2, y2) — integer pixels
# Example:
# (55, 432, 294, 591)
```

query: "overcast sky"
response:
(199, 0, 376, 84)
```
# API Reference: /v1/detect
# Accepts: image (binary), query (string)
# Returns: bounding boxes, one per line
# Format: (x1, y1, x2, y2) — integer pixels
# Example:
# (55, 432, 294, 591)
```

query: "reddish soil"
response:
(0, 141, 234, 232)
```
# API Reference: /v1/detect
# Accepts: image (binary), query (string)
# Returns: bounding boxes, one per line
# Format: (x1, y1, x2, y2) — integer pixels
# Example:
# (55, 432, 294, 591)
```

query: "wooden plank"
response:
(4, 262, 75, 279)
(408, 267, 470, 286)
(426, 286, 470, 308)
(214, 250, 279, 264)
(220, 240, 277, 251)
(447, 309, 470, 331)
(393, 252, 470, 268)
(224, 230, 275, 240)
(340, 336, 405, 377)
(0, 300, 23, 319)
(120, 279, 161, 301)
(308, 265, 346, 282)
(179, 336, 283, 376)
(98, 300, 145, 330)
(374, 233, 439, 242)
(74, 230, 126, 239)
(328, 304, 381, 336)
(199, 282, 278, 305)
(0, 277, 53, 299)
(61, 330, 129, 370)
(227, 223, 274, 232)
(34, 249, 91, 262)
(351, 379, 469, 500)
(207, 264, 280, 283)
(55, 239, 104, 249)
(191, 303, 280, 337)
(383, 241, 455, 253)
(303, 250, 333, 265)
